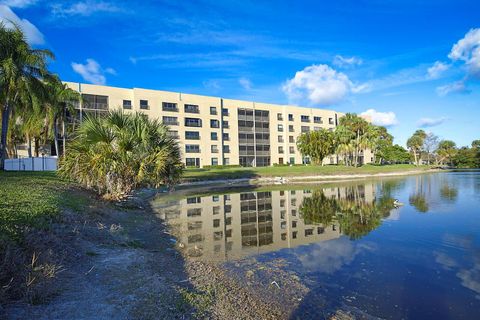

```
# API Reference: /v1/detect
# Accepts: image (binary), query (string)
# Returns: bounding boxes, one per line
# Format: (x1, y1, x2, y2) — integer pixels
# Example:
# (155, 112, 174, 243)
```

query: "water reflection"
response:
(157, 182, 397, 261)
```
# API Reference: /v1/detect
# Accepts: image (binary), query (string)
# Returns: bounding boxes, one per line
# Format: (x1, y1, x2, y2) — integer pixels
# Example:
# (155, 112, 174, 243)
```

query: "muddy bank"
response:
(2, 190, 300, 319)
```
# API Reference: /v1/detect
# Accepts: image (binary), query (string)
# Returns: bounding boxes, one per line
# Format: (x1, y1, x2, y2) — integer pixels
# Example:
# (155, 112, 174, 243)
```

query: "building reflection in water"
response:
(157, 183, 396, 262)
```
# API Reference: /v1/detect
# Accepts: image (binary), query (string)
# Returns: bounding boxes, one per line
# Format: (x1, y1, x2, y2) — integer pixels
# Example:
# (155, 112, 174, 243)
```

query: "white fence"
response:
(4, 157, 58, 171)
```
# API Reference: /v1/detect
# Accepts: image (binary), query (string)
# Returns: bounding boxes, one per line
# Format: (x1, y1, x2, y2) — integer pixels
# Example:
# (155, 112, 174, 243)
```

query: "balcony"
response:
(185, 104, 200, 114)
(163, 120, 179, 126)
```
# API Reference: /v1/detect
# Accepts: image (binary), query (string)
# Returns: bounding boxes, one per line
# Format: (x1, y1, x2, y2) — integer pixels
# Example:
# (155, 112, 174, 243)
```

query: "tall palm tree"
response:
(334, 125, 355, 166)
(0, 23, 53, 169)
(59, 110, 184, 199)
(44, 76, 80, 156)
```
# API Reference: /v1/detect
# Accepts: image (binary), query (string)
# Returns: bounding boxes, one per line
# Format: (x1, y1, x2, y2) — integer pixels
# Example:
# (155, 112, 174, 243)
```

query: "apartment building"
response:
(154, 183, 377, 262)
(65, 82, 373, 167)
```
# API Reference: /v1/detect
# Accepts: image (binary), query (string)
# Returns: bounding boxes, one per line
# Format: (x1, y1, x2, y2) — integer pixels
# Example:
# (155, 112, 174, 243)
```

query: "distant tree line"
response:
(407, 130, 479, 168)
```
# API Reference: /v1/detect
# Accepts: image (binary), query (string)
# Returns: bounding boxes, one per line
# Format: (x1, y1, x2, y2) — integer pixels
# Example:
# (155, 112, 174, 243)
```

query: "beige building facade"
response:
(65, 82, 373, 167)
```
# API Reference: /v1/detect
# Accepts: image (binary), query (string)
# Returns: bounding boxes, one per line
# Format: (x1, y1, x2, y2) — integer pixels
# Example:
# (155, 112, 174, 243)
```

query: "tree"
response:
(338, 113, 370, 166)
(44, 76, 80, 156)
(334, 125, 355, 166)
(423, 132, 439, 165)
(472, 140, 480, 149)
(59, 110, 183, 199)
(383, 144, 411, 163)
(369, 126, 393, 164)
(297, 129, 335, 165)
(0, 23, 53, 169)
(407, 130, 426, 166)
(437, 140, 457, 166)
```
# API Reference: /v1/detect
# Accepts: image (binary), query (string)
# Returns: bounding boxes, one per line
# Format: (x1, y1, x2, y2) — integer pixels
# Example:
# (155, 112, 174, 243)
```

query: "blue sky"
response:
(1, 0, 479, 147)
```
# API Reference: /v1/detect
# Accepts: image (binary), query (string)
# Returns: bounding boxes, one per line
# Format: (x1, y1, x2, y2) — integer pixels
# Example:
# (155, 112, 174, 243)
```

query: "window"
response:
(185, 144, 200, 153)
(162, 116, 178, 126)
(186, 158, 199, 167)
(278, 146, 284, 154)
(210, 119, 220, 128)
(187, 197, 201, 204)
(223, 133, 230, 141)
(277, 113, 283, 121)
(288, 114, 294, 121)
(292, 231, 297, 239)
(185, 118, 202, 127)
(301, 115, 310, 122)
(289, 125, 294, 132)
(314, 126, 321, 131)
(211, 132, 218, 140)
(279, 157, 284, 165)
(278, 124, 284, 132)
(162, 102, 178, 112)
(222, 120, 229, 128)
(223, 145, 230, 153)
(222, 108, 229, 116)
(305, 229, 313, 236)
(329, 117, 334, 125)
(211, 157, 218, 166)
(223, 158, 230, 165)
(289, 157, 295, 164)
(289, 136, 294, 143)
(140, 100, 149, 110)
(82, 94, 108, 110)
(185, 131, 200, 140)
(122, 100, 132, 109)
(212, 195, 219, 202)
(301, 126, 310, 133)
(211, 145, 219, 153)
(314, 116, 322, 124)
(278, 136, 284, 143)
(289, 146, 295, 153)
(292, 221, 297, 228)
(210, 106, 217, 115)
(184, 104, 199, 113)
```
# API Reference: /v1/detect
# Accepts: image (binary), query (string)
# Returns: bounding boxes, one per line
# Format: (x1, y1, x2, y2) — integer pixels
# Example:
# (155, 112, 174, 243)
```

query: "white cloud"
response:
(282, 64, 367, 106)
(0, 0, 36, 8)
(332, 55, 363, 68)
(297, 237, 375, 274)
(51, 1, 120, 17)
(0, 4, 44, 44)
(436, 81, 468, 96)
(448, 28, 480, 79)
(427, 61, 450, 79)
(238, 77, 252, 90)
(417, 117, 448, 128)
(360, 109, 398, 127)
(71, 59, 114, 85)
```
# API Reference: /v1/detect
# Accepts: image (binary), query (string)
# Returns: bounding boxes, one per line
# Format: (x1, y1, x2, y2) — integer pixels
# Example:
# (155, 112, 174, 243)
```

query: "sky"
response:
(1, 0, 479, 147)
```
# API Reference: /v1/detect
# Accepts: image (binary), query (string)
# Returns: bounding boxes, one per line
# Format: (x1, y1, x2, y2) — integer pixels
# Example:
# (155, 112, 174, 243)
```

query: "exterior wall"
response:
(64, 82, 371, 167)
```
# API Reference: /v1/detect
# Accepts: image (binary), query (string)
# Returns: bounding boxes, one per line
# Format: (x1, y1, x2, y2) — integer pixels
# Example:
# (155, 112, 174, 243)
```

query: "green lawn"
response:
(183, 164, 433, 181)
(0, 172, 88, 242)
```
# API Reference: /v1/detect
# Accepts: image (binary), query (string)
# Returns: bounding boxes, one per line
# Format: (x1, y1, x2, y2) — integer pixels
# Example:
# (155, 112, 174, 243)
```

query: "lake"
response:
(153, 171, 480, 319)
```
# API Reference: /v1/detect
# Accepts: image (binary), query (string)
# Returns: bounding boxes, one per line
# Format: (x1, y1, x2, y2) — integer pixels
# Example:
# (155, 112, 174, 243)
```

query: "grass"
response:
(0, 171, 89, 242)
(183, 164, 433, 181)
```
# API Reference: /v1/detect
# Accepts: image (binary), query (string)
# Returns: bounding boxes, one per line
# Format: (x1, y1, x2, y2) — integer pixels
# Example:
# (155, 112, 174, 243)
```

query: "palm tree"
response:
(44, 77, 80, 157)
(334, 125, 355, 166)
(59, 110, 184, 199)
(0, 23, 53, 169)
(407, 130, 427, 166)
(338, 113, 370, 166)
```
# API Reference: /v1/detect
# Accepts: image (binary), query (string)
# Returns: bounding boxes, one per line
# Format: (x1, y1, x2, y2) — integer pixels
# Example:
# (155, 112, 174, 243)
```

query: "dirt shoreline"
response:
(2, 189, 292, 319)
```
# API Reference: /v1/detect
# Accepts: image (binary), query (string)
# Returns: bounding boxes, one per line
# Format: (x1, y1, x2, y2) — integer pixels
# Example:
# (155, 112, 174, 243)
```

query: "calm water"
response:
(153, 171, 480, 319)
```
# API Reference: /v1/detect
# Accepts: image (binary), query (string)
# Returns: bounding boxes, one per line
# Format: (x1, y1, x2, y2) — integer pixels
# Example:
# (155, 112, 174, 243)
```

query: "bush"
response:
(59, 110, 183, 199)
